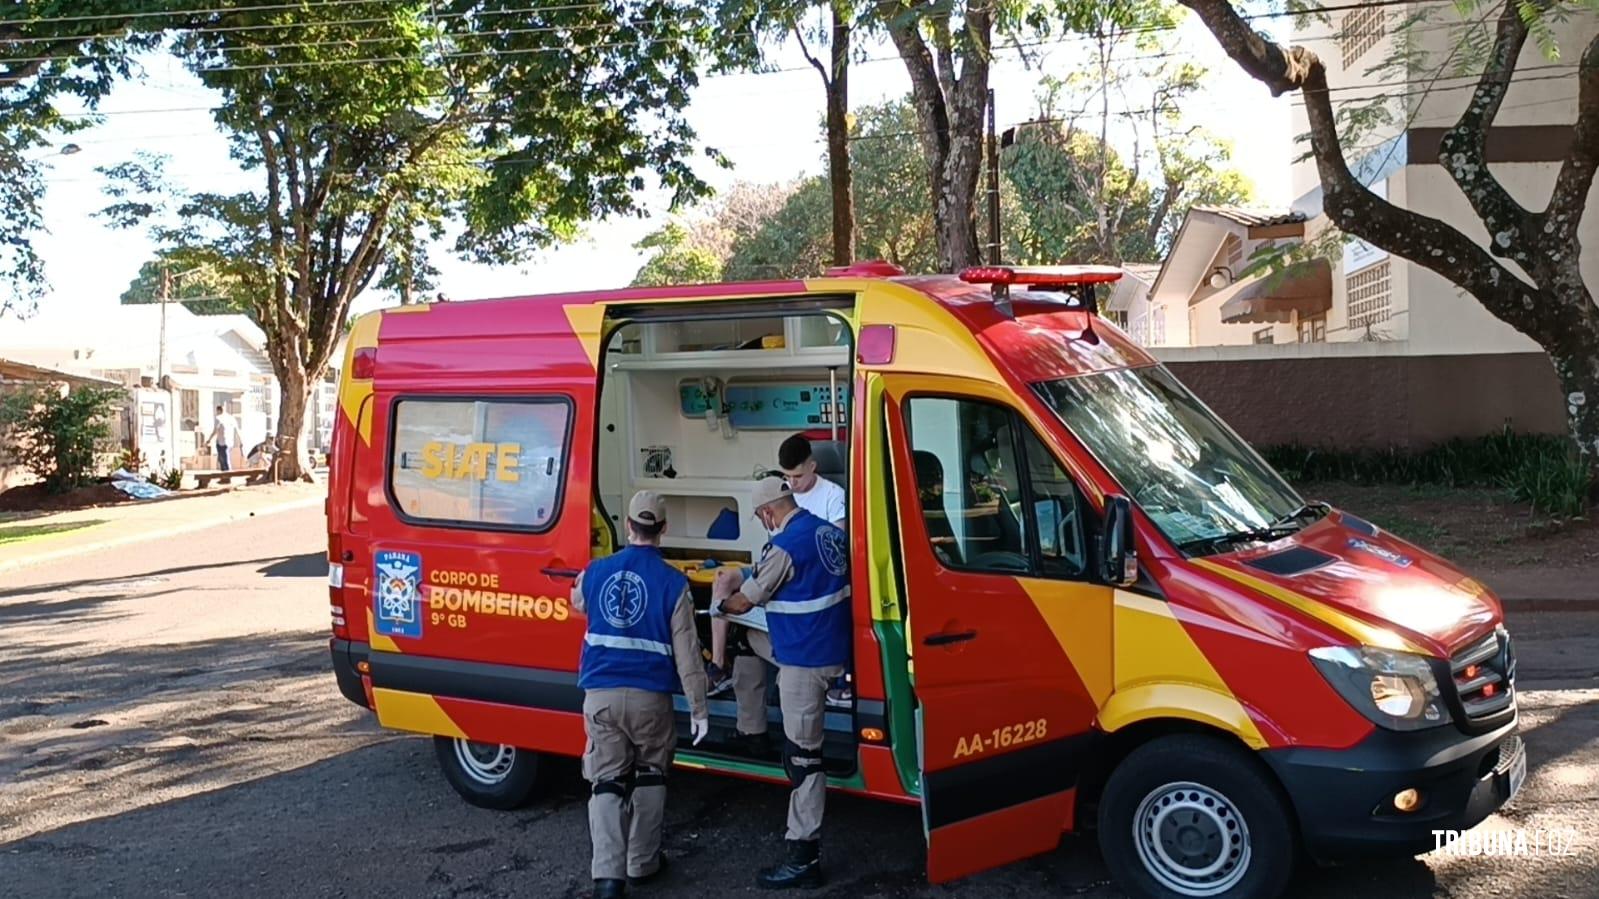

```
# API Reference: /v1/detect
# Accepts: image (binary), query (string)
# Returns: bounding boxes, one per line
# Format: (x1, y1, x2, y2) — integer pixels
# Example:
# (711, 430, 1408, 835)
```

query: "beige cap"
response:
(628, 491, 667, 527)
(749, 476, 792, 512)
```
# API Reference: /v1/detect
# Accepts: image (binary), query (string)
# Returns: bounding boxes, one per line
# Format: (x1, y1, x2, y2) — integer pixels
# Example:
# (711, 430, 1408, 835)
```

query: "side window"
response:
(1018, 428, 1089, 578)
(388, 397, 571, 531)
(904, 397, 1029, 573)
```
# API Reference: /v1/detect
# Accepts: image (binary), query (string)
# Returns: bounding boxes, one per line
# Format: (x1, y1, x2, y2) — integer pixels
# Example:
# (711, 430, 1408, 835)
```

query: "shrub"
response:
(119, 446, 146, 472)
(0, 385, 126, 493)
(1501, 453, 1592, 520)
(1260, 427, 1575, 490)
(1261, 426, 1591, 519)
(155, 467, 185, 491)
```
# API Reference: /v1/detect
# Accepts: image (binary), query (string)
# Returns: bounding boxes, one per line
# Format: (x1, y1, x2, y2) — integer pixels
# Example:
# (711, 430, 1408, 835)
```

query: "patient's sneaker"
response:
(706, 662, 733, 696)
(825, 677, 852, 708)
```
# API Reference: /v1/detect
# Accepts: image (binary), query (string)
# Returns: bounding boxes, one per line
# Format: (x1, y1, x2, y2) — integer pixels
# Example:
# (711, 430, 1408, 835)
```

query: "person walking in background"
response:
(211, 405, 237, 471)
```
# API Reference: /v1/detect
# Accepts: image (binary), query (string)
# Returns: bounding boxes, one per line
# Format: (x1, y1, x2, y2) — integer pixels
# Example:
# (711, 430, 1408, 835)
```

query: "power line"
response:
(3, 0, 1467, 72)
(0, 0, 612, 29)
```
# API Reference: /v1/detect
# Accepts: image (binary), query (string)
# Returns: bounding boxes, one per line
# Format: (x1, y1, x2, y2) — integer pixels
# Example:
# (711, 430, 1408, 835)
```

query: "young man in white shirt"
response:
(706, 435, 851, 708)
(777, 434, 846, 529)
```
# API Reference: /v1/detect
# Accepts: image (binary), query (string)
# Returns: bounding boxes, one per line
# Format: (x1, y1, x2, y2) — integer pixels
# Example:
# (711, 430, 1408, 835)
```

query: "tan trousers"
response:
(730, 628, 840, 841)
(582, 688, 676, 880)
(778, 662, 843, 841)
(731, 628, 775, 736)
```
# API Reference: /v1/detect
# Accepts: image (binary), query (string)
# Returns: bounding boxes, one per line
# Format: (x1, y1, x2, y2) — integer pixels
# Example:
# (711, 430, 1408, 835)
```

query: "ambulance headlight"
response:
(1309, 646, 1448, 731)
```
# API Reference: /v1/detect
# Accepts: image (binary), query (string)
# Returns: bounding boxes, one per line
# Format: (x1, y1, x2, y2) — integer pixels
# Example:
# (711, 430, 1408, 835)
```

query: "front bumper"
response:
(330, 638, 371, 709)
(1262, 714, 1521, 861)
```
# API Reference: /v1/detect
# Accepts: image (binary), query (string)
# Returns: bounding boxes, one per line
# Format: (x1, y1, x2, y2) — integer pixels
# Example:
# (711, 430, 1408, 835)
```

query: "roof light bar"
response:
(958, 265, 1124, 288)
(959, 265, 1122, 324)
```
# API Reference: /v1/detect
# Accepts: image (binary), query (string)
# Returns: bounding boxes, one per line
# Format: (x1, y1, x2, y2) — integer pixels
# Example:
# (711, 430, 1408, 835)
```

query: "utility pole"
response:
(157, 262, 171, 383)
(986, 88, 1001, 265)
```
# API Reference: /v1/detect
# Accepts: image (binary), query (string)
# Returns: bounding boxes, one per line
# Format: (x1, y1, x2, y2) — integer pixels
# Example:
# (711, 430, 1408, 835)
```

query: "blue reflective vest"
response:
(765, 510, 852, 668)
(577, 544, 686, 694)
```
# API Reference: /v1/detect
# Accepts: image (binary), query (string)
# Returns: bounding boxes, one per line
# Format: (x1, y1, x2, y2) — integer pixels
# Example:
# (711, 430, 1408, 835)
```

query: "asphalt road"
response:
(2, 505, 1596, 898)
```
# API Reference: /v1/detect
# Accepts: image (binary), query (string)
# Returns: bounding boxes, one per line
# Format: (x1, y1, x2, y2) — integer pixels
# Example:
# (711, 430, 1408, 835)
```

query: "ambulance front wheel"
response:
(1098, 735, 1297, 899)
(433, 737, 542, 810)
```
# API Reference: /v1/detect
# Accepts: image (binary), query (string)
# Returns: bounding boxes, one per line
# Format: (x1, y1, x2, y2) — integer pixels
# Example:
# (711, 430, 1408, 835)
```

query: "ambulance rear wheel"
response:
(433, 737, 542, 810)
(1098, 735, 1296, 899)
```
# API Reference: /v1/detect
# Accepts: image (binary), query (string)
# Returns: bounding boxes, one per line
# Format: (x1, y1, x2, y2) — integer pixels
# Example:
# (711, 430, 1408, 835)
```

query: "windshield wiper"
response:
(1179, 523, 1303, 556)
(1271, 501, 1330, 528)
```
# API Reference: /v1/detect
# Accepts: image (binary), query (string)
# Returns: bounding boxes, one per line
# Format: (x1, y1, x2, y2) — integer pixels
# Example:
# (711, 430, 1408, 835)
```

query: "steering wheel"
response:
(967, 550, 1031, 572)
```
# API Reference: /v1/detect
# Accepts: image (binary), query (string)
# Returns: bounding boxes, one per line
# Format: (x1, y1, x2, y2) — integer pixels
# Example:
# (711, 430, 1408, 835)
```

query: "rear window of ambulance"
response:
(387, 397, 572, 531)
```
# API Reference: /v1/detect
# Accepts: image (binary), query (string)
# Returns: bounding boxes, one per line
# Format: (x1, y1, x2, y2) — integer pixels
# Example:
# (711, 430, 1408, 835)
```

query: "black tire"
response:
(432, 736, 543, 810)
(1098, 735, 1297, 899)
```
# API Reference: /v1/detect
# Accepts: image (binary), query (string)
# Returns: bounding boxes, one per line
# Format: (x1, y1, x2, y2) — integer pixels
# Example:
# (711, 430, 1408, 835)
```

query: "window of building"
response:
(1297, 314, 1328, 343)
(1340, 5, 1387, 68)
(1347, 260, 1393, 332)
(903, 396, 1088, 578)
(1226, 235, 1244, 270)
(1253, 328, 1275, 345)
(180, 389, 200, 430)
(1151, 305, 1167, 345)
(388, 397, 572, 531)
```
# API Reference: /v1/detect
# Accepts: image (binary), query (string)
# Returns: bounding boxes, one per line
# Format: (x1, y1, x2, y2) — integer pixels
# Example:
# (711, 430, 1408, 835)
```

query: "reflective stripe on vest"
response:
(584, 632, 672, 656)
(766, 586, 851, 615)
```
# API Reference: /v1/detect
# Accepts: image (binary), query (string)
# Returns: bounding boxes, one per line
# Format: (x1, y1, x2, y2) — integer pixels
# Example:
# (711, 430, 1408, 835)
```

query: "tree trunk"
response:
(878, 0, 990, 272)
(1180, 0, 1599, 470)
(939, 121, 985, 269)
(826, 2, 854, 267)
(273, 363, 317, 482)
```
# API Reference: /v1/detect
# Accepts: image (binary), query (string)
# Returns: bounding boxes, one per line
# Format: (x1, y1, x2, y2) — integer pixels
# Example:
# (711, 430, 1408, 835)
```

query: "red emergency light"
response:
(958, 265, 1124, 288)
(959, 265, 1123, 319)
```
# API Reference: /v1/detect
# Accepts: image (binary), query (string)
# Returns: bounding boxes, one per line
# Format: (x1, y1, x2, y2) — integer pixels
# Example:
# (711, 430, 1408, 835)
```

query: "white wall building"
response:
(1143, 7, 1596, 355)
(0, 303, 338, 469)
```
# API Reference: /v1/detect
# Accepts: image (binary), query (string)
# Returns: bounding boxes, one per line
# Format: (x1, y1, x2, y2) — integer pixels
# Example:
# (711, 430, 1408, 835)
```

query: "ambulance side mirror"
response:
(1101, 494, 1138, 587)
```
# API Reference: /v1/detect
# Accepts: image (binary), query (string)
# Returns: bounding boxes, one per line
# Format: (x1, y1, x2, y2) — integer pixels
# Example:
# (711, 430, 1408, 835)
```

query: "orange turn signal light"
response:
(356, 660, 371, 674)
(860, 727, 886, 743)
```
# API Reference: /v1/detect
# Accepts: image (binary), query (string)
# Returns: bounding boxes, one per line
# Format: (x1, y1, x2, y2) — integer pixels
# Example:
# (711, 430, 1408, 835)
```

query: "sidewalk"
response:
(1476, 566, 1599, 611)
(0, 481, 323, 574)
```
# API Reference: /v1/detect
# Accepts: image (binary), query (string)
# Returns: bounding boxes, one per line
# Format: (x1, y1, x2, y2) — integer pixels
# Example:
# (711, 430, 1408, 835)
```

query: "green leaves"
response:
(0, 383, 125, 494)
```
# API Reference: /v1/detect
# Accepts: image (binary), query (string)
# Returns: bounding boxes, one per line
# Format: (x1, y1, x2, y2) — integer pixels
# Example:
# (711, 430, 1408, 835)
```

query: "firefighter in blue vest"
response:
(714, 477, 850, 889)
(572, 491, 710, 899)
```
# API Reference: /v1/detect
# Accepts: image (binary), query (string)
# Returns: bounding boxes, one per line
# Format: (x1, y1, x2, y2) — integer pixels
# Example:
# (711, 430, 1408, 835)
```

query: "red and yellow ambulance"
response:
(326, 263, 1522, 898)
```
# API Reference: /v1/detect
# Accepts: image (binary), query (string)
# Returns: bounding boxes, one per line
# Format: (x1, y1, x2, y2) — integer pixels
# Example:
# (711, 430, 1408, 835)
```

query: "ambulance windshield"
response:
(1034, 365, 1305, 555)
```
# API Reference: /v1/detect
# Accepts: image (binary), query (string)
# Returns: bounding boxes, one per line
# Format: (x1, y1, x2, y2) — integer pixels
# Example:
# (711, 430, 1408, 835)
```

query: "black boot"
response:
(593, 878, 627, 899)
(729, 730, 773, 759)
(756, 839, 822, 890)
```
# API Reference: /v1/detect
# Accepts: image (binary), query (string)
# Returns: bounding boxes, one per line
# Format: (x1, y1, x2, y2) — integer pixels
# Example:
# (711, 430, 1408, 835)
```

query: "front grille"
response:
(1451, 629, 1515, 719)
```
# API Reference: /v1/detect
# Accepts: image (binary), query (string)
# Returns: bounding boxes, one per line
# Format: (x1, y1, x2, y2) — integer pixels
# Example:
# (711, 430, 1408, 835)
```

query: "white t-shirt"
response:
(212, 412, 238, 446)
(794, 476, 847, 528)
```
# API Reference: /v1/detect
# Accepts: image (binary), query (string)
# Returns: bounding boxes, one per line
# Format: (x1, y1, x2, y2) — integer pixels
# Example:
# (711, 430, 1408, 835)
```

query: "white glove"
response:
(691, 715, 709, 746)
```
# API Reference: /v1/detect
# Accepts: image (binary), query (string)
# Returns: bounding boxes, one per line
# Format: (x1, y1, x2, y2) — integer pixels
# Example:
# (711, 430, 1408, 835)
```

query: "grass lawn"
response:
(0, 519, 108, 547)
(1298, 481, 1599, 573)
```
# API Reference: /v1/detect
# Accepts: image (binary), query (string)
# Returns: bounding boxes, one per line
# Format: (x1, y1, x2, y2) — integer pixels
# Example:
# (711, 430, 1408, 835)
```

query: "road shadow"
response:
(7, 731, 1561, 899)
(0, 555, 322, 602)
(257, 553, 324, 578)
(0, 629, 330, 728)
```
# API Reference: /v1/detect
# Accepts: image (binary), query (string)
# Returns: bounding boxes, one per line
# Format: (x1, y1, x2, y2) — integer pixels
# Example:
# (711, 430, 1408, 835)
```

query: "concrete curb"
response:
(0, 495, 322, 575)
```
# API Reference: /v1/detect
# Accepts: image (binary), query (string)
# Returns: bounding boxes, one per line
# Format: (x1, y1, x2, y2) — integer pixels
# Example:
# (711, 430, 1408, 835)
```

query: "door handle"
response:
(541, 566, 581, 580)
(923, 629, 977, 647)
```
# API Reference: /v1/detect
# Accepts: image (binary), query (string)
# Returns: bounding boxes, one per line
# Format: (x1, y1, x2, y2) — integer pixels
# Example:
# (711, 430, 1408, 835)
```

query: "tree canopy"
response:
(86, 0, 722, 478)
